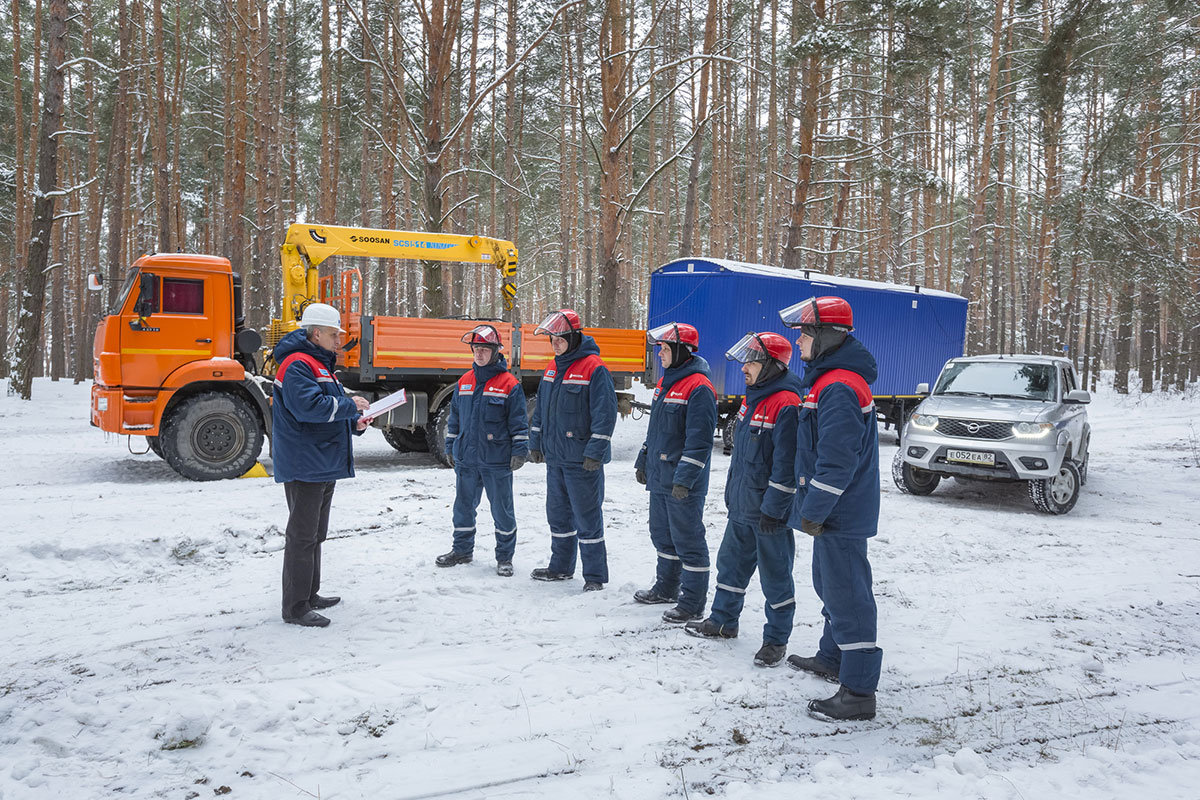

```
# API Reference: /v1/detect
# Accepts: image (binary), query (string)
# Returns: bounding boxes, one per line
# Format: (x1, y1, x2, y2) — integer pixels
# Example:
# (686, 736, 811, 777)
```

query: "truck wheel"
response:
(425, 401, 453, 467)
(160, 391, 264, 481)
(1029, 459, 1080, 515)
(891, 450, 940, 496)
(383, 426, 429, 453)
(146, 435, 164, 460)
(721, 418, 735, 455)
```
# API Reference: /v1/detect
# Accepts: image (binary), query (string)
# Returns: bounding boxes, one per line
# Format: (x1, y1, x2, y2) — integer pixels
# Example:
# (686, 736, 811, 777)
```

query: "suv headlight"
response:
(911, 413, 939, 430)
(1013, 422, 1054, 438)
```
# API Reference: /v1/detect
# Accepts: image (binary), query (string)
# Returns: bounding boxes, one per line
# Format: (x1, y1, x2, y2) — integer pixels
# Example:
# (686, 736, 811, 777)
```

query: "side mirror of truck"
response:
(1063, 389, 1091, 405)
(134, 272, 157, 318)
(87, 272, 104, 291)
(129, 272, 161, 331)
(915, 382, 930, 396)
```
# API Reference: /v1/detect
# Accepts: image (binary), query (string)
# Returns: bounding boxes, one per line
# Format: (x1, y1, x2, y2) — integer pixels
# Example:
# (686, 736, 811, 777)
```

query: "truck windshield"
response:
(110, 268, 138, 315)
(934, 362, 1056, 401)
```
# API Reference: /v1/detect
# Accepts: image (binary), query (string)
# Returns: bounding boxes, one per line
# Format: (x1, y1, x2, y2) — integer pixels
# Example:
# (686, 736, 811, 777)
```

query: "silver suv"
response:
(892, 355, 1091, 514)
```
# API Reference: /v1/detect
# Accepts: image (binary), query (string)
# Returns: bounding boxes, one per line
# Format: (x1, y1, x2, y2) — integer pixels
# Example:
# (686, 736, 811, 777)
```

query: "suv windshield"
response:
(934, 361, 1057, 401)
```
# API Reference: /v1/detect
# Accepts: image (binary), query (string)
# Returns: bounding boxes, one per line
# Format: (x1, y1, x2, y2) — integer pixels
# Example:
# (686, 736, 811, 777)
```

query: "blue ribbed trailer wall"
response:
(647, 259, 968, 406)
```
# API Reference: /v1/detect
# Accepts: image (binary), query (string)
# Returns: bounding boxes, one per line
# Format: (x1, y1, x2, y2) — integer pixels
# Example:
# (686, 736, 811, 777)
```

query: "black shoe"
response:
(634, 587, 676, 605)
(309, 595, 341, 610)
(683, 618, 738, 639)
(807, 686, 876, 721)
(283, 611, 330, 628)
(436, 550, 473, 568)
(497, 561, 514, 577)
(583, 581, 604, 592)
(531, 567, 572, 581)
(786, 653, 841, 683)
(754, 643, 787, 667)
(662, 606, 702, 624)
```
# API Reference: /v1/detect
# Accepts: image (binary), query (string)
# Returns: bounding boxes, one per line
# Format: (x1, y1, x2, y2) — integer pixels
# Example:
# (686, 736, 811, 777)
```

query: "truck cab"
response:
(90, 253, 269, 480)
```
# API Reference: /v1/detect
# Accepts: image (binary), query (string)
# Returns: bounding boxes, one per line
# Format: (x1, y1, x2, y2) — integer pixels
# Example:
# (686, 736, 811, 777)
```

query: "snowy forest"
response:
(1, 0, 1198, 397)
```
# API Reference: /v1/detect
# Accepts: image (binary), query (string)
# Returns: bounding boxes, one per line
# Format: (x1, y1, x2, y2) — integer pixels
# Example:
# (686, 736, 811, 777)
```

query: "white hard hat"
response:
(299, 303, 346, 332)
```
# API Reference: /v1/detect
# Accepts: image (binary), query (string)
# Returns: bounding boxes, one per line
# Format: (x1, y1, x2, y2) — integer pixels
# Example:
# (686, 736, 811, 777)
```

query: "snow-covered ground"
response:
(2, 377, 1199, 799)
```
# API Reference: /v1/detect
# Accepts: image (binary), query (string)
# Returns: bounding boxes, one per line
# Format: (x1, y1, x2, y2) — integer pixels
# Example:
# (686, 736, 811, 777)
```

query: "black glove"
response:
(446, 452, 455, 468)
(759, 512, 786, 533)
(529, 450, 544, 463)
(510, 454, 527, 471)
(582, 457, 602, 471)
(635, 468, 647, 485)
(671, 484, 689, 500)
(800, 518, 824, 537)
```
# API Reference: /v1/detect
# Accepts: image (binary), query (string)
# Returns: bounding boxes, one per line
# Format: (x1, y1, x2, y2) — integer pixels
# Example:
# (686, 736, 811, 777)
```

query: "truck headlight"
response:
(911, 413, 938, 430)
(98, 397, 108, 411)
(1013, 422, 1053, 437)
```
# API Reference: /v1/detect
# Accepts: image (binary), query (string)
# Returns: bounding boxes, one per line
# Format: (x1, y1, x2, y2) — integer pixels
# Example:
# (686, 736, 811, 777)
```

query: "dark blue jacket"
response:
(635, 356, 718, 495)
(528, 336, 617, 465)
(724, 369, 804, 525)
(271, 329, 362, 483)
(789, 335, 880, 537)
(445, 354, 529, 468)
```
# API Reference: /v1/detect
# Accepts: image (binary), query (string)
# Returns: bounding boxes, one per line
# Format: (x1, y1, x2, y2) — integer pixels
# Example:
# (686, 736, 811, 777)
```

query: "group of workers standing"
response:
(270, 296, 883, 723)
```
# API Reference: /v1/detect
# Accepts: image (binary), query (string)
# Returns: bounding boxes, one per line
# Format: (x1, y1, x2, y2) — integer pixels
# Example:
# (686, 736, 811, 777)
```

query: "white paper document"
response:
(364, 388, 407, 420)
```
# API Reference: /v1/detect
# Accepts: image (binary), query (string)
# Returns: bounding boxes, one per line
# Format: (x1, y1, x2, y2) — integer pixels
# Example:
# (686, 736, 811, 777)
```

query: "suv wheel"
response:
(891, 450, 940, 496)
(1029, 459, 1081, 515)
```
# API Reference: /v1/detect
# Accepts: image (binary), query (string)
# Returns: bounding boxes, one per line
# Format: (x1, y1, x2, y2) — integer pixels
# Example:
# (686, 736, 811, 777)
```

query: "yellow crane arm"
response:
(277, 223, 519, 327)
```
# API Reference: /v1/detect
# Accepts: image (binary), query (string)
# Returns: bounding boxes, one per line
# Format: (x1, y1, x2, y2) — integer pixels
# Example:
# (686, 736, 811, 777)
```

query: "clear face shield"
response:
(647, 323, 683, 345)
(724, 333, 772, 364)
(778, 298, 818, 329)
(533, 311, 576, 336)
(460, 324, 502, 347)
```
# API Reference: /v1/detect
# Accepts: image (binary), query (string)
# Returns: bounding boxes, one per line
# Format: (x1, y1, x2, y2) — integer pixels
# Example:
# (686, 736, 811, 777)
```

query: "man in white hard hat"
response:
(271, 302, 370, 627)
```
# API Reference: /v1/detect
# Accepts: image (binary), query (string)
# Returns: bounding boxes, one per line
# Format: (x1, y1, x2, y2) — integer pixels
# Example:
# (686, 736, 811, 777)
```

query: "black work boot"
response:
(497, 561, 514, 577)
(807, 686, 876, 722)
(683, 618, 738, 639)
(436, 551, 473, 568)
(583, 581, 605, 592)
(786, 653, 841, 683)
(284, 611, 330, 628)
(530, 567, 572, 581)
(754, 643, 787, 667)
(633, 587, 676, 605)
(662, 606, 702, 624)
(309, 595, 341, 610)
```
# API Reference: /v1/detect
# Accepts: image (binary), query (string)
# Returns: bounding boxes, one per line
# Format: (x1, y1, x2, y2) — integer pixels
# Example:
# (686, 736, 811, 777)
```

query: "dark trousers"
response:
(545, 461, 609, 583)
(451, 464, 517, 562)
(648, 491, 710, 614)
(812, 535, 883, 694)
(282, 480, 336, 619)
(709, 519, 797, 644)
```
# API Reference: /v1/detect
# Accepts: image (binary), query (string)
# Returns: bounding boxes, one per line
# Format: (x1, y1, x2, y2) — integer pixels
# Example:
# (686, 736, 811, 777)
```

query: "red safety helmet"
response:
(778, 296, 854, 331)
(725, 332, 793, 366)
(534, 309, 582, 336)
(461, 324, 502, 348)
(647, 322, 700, 350)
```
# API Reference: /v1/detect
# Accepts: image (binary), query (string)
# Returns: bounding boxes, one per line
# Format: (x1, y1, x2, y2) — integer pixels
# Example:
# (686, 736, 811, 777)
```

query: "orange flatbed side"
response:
(339, 315, 646, 377)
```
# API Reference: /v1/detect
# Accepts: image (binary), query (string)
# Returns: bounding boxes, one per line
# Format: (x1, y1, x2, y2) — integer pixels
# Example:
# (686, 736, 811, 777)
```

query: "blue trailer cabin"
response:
(646, 257, 968, 433)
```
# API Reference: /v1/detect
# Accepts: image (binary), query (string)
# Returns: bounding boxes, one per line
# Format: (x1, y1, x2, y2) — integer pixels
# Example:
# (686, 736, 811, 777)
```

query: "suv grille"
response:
(936, 418, 1013, 440)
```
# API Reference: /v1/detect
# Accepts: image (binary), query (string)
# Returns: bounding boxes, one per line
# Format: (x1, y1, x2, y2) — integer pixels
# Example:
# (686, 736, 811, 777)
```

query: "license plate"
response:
(946, 449, 995, 466)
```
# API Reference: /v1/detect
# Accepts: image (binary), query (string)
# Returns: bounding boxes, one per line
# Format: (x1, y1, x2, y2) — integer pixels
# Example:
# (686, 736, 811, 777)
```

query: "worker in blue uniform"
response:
(633, 323, 719, 624)
(779, 295, 882, 722)
(685, 332, 803, 669)
(527, 309, 618, 591)
(437, 324, 529, 576)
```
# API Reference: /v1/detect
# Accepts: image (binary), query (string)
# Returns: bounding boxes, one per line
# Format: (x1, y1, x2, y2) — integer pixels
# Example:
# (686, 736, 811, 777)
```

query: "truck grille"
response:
(936, 418, 1013, 440)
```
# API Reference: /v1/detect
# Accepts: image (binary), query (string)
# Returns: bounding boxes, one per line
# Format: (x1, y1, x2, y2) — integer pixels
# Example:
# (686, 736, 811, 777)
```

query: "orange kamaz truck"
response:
(89, 223, 649, 480)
